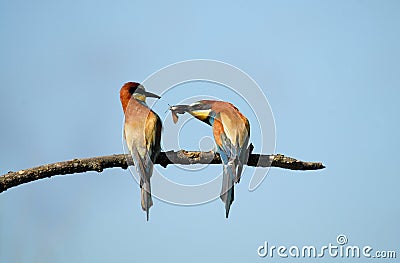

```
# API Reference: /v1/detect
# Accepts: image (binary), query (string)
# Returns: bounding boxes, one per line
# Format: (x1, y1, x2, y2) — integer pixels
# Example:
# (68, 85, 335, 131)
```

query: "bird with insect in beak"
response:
(120, 82, 162, 221)
(170, 100, 250, 218)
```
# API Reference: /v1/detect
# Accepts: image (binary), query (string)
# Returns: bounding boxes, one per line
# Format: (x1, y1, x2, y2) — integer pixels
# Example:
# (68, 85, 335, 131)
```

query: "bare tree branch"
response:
(0, 147, 325, 193)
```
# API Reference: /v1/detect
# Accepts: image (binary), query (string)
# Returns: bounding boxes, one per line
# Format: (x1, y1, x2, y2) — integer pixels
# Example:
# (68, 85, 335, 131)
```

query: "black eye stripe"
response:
(129, 86, 137, 94)
(192, 104, 211, 111)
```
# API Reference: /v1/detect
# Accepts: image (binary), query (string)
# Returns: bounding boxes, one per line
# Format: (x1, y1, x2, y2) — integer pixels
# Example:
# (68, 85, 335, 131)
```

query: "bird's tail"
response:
(141, 179, 153, 221)
(131, 146, 154, 221)
(220, 160, 236, 218)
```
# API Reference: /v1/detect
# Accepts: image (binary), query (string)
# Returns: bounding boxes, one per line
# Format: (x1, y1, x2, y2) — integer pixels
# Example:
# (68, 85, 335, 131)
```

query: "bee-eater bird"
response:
(120, 82, 162, 221)
(170, 100, 250, 218)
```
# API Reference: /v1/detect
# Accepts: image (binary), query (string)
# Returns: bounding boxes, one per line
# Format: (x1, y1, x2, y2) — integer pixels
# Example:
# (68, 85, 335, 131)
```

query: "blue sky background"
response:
(1, 0, 399, 262)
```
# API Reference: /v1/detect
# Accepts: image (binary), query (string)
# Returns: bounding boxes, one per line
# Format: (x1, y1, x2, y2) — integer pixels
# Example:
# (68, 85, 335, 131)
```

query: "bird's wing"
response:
(217, 110, 250, 182)
(236, 117, 250, 182)
(213, 116, 234, 160)
(217, 112, 244, 159)
(127, 108, 161, 220)
(145, 111, 162, 163)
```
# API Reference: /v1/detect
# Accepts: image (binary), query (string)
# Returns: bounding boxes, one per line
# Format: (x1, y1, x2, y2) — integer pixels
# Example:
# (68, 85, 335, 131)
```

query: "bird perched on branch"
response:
(120, 82, 162, 221)
(170, 100, 250, 218)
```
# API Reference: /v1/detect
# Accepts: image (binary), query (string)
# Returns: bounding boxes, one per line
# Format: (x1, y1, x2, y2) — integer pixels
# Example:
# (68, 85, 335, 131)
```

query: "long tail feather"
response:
(131, 146, 153, 220)
(220, 161, 236, 218)
(141, 180, 153, 221)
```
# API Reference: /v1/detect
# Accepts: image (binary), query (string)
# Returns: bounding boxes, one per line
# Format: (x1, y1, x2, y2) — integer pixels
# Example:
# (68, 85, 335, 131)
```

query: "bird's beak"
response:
(143, 91, 161, 99)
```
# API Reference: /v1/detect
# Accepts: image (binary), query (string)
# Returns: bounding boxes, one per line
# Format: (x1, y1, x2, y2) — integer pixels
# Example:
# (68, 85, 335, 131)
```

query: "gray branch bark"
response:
(0, 147, 325, 193)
